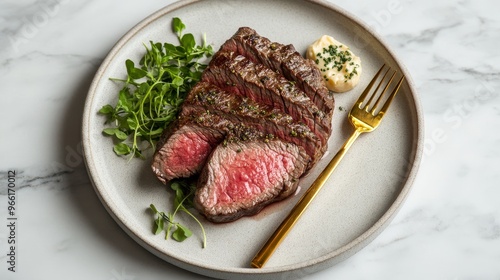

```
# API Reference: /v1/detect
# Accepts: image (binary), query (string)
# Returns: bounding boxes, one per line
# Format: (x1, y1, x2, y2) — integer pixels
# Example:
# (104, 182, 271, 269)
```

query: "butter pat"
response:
(306, 35, 362, 93)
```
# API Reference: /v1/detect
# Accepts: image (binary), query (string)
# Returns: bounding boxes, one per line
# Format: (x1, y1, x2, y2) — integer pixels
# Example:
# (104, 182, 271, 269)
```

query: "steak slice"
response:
(151, 121, 224, 184)
(202, 51, 331, 146)
(184, 82, 324, 169)
(195, 140, 308, 223)
(220, 27, 334, 115)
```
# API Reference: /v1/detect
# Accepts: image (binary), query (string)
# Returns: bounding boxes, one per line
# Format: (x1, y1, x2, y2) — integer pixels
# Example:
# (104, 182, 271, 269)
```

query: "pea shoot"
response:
(99, 17, 213, 158)
(150, 179, 207, 248)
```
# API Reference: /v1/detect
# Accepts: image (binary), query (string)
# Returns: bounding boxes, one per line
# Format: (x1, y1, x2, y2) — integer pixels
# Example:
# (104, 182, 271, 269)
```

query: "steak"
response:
(202, 51, 331, 146)
(151, 27, 334, 223)
(219, 27, 334, 116)
(151, 121, 224, 184)
(195, 140, 308, 223)
(184, 82, 324, 168)
(152, 102, 271, 183)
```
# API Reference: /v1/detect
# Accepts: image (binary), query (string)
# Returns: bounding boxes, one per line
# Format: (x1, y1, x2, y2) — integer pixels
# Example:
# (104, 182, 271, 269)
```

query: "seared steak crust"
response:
(220, 27, 334, 116)
(184, 82, 324, 168)
(202, 51, 331, 146)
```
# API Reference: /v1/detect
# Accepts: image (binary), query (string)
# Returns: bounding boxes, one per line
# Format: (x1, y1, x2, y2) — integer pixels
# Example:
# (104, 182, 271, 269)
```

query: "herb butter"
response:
(306, 35, 362, 93)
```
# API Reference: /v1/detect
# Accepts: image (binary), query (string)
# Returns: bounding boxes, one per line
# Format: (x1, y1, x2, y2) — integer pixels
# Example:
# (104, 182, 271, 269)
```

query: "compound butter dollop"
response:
(306, 35, 362, 93)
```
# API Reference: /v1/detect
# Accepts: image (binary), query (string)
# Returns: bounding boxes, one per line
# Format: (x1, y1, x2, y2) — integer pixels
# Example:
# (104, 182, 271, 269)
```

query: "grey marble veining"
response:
(1, 0, 500, 279)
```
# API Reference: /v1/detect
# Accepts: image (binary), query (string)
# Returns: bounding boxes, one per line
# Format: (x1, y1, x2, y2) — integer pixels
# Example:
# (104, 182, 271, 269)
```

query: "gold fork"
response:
(251, 64, 405, 268)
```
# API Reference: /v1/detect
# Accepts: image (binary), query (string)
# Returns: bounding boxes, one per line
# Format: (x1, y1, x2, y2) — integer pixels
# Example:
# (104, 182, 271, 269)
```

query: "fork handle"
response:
(251, 128, 363, 268)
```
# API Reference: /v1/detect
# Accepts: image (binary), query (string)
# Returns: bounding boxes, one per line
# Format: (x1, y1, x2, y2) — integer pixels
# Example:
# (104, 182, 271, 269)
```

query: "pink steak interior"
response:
(214, 146, 296, 205)
(159, 130, 219, 180)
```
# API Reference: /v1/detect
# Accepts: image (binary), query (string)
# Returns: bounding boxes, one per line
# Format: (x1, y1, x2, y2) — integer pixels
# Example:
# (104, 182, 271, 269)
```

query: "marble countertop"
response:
(1, 0, 499, 279)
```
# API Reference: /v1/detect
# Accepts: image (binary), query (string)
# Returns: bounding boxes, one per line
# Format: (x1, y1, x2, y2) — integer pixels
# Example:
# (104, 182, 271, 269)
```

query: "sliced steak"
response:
(152, 106, 269, 184)
(202, 51, 331, 146)
(151, 121, 224, 184)
(195, 140, 308, 223)
(152, 27, 335, 223)
(220, 27, 334, 115)
(184, 82, 324, 168)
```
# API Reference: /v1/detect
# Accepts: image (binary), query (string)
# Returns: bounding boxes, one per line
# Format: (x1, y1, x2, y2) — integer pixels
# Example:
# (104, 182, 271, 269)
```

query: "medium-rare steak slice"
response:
(184, 82, 324, 168)
(220, 27, 334, 116)
(151, 121, 224, 184)
(202, 51, 331, 146)
(195, 140, 308, 223)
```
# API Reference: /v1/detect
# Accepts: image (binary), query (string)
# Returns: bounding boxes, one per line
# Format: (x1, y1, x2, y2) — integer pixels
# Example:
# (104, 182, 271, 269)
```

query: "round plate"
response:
(82, 0, 423, 279)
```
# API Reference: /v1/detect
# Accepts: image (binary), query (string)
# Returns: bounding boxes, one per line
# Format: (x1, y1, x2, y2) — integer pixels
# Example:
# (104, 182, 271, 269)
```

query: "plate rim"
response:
(82, 0, 424, 278)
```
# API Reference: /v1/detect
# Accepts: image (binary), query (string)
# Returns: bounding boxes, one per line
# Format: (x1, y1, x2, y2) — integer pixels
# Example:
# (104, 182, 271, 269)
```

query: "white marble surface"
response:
(1, 0, 499, 279)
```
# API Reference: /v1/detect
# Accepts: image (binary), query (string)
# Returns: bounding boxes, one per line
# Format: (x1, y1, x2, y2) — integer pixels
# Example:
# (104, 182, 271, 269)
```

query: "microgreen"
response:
(150, 179, 207, 248)
(99, 17, 213, 159)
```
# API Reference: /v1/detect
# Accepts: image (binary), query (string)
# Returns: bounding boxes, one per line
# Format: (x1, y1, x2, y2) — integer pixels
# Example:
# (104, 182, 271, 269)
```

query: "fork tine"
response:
(365, 67, 391, 111)
(355, 64, 386, 108)
(370, 70, 396, 114)
(378, 75, 405, 117)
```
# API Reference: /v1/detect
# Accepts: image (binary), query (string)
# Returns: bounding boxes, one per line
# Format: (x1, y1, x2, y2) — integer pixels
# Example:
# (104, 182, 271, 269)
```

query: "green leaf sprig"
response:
(99, 17, 213, 158)
(150, 179, 207, 248)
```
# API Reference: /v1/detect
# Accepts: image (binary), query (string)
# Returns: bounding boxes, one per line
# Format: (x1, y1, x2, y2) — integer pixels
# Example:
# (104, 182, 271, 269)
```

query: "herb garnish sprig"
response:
(150, 179, 207, 248)
(99, 18, 213, 158)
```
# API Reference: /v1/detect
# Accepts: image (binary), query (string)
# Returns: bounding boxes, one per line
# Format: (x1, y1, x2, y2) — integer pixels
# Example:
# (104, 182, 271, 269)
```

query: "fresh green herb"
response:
(99, 17, 213, 159)
(150, 179, 207, 248)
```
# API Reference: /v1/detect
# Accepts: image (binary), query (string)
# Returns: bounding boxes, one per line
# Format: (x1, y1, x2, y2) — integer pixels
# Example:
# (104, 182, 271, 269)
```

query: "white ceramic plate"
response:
(82, 0, 423, 279)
